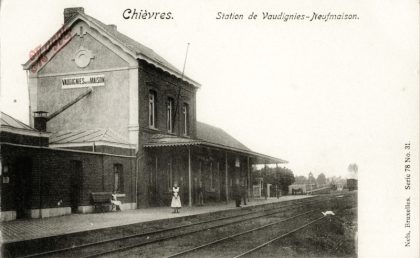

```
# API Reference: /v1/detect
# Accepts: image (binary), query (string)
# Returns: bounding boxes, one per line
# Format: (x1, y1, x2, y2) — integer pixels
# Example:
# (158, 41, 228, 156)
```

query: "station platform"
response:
(0, 196, 311, 244)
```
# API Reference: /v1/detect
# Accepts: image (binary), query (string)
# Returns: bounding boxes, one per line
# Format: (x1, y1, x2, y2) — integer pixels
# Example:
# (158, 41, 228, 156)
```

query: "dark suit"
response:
(241, 185, 247, 205)
(233, 184, 241, 207)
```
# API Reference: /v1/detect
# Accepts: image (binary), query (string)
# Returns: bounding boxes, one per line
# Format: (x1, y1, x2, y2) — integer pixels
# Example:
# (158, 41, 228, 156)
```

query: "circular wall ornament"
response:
(73, 47, 94, 68)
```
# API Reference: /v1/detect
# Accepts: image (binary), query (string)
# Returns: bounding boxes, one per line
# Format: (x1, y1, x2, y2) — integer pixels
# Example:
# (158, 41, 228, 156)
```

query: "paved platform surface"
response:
(0, 196, 311, 243)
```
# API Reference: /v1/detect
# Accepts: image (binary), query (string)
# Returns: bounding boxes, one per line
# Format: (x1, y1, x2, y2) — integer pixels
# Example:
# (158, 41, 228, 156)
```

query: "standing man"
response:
(241, 181, 247, 205)
(263, 183, 268, 200)
(233, 179, 241, 207)
(197, 181, 204, 206)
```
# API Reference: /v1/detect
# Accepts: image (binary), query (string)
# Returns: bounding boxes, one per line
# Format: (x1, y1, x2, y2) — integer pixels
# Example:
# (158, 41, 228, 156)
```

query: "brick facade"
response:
(1, 140, 135, 220)
(138, 60, 197, 138)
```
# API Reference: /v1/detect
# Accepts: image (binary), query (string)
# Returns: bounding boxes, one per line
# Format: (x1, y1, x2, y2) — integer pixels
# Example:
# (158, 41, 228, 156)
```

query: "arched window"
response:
(167, 98, 174, 133)
(113, 164, 124, 193)
(149, 90, 157, 128)
(183, 103, 189, 136)
(210, 162, 214, 189)
(167, 159, 173, 190)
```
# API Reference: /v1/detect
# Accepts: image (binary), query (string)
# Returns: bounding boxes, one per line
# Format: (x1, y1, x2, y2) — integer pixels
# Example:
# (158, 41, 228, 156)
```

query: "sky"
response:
(0, 0, 418, 180)
(1, 1, 419, 256)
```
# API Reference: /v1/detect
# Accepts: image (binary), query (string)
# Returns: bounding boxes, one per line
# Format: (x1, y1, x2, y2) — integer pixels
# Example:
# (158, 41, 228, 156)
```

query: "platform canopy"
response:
(50, 128, 135, 149)
(144, 121, 287, 165)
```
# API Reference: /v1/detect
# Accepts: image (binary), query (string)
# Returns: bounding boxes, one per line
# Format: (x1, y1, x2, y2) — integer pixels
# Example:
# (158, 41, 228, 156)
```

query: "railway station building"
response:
(0, 7, 286, 221)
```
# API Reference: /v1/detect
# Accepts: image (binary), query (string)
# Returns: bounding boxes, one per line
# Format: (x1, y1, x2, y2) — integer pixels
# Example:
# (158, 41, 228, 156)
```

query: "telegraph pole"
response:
(173, 43, 190, 129)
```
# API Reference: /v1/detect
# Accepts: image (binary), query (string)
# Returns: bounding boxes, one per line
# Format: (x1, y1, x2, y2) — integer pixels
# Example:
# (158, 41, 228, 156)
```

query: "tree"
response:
(294, 175, 307, 184)
(316, 173, 327, 186)
(277, 167, 295, 194)
(252, 166, 295, 195)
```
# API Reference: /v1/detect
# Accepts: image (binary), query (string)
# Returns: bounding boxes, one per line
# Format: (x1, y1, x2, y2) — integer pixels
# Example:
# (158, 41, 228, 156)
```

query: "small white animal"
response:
(322, 211, 335, 216)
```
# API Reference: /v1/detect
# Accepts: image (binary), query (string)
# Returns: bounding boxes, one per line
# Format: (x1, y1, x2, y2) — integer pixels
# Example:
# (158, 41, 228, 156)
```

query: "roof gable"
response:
(22, 8, 200, 87)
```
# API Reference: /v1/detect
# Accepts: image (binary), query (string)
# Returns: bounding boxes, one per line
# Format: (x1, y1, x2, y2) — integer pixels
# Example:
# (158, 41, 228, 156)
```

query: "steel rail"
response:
(234, 203, 358, 258)
(20, 197, 323, 258)
(166, 194, 355, 258)
(166, 209, 319, 258)
(20, 194, 352, 258)
(83, 202, 324, 258)
(233, 216, 327, 258)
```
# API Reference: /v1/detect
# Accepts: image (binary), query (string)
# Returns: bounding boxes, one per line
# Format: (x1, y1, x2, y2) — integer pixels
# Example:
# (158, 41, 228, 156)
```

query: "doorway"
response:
(70, 160, 82, 213)
(14, 157, 32, 219)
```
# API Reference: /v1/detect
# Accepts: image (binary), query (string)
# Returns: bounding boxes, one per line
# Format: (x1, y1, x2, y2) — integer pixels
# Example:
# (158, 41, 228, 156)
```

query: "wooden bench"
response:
(91, 192, 113, 212)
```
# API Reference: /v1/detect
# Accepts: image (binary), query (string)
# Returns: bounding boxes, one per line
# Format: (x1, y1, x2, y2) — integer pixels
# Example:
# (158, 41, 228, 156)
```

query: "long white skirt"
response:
(171, 195, 182, 208)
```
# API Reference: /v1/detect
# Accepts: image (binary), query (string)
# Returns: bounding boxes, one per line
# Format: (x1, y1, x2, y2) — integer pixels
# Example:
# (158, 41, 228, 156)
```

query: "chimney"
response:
(107, 24, 117, 30)
(64, 7, 84, 23)
(33, 111, 48, 132)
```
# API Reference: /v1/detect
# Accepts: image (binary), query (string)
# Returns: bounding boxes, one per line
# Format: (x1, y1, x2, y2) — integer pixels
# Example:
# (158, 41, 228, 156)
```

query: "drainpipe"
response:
(225, 151, 228, 204)
(135, 153, 143, 209)
(101, 155, 105, 191)
(38, 131, 43, 218)
(247, 156, 250, 202)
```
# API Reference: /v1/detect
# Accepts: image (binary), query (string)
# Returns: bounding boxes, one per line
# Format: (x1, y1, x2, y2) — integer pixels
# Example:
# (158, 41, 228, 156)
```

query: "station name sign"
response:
(61, 74, 105, 89)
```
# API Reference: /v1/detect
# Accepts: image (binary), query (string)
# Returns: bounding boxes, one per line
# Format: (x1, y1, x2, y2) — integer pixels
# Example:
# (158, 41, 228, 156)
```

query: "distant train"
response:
(346, 179, 358, 191)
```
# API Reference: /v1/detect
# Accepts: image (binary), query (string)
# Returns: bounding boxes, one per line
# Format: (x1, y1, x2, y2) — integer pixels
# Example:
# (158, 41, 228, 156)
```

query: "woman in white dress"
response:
(171, 182, 182, 213)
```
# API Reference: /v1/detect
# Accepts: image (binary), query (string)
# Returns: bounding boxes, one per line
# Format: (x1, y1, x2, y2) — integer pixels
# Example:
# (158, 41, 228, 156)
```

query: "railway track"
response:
(166, 209, 322, 258)
(16, 193, 354, 258)
(110, 193, 355, 258)
(234, 207, 357, 258)
(164, 196, 355, 258)
(232, 215, 328, 258)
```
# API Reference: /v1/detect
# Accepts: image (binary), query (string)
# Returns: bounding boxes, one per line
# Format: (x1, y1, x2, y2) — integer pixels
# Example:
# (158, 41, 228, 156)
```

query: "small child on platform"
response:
(171, 182, 182, 213)
(111, 193, 122, 211)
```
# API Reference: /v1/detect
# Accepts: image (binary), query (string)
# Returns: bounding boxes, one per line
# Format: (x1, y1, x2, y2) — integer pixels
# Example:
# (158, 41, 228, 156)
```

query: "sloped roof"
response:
(85, 15, 184, 77)
(196, 122, 250, 151)
(144, 134, 202, 147)
(1, 112, 33, 131)
(0, 112, 50, 138)
(143, 122, 250, 151)
(144, 121, 287, 164)
(22, 8, 199, 87)
(49, 128, 134, 148)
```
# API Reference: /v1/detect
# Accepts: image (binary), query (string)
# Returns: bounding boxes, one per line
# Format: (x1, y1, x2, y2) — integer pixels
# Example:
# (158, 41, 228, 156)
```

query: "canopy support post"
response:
(247, 156, 251, 201)
(188, 146, 192, 207)
(225, 151, 229, 204)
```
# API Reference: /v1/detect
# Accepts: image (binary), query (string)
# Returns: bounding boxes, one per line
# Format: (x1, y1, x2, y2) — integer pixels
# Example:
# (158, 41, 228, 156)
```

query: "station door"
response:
(14, 157, 32, 219)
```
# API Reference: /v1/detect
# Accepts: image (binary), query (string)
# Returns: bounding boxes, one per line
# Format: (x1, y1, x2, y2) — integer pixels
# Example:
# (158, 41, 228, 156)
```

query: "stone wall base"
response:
(0, 211, 16, 221)
(30, 207, 71, 219)
(78, 202, 136, 213)
(1, 203, 137, 221)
